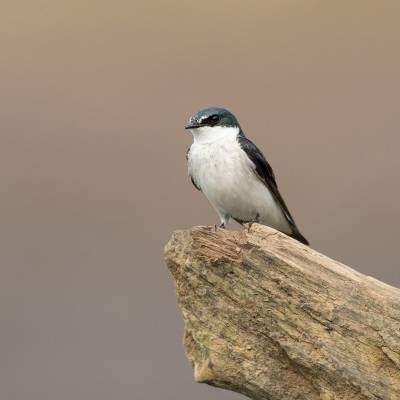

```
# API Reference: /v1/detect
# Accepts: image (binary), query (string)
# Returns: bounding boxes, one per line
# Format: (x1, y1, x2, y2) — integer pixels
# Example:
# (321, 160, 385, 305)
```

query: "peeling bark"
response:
(164, 225, 400, 400)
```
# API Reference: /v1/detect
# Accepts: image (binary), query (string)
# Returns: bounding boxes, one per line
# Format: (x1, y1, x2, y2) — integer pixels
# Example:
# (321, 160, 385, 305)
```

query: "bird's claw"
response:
(215, 222, 226, 231)
(247, 213, 260, 233)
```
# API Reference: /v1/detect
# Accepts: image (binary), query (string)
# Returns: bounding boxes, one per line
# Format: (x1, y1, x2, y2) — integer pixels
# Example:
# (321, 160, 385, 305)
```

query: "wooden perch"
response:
(164, 225, 400, 400)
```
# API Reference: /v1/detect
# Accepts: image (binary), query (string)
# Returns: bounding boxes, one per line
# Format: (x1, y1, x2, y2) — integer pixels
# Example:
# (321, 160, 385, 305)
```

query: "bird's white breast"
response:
(187, 126, 291, 232)
(188, 127, 249, 202)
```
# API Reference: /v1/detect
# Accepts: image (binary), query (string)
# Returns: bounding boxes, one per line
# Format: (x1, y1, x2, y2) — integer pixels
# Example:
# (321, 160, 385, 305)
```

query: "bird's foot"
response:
(214, 222, 226, 231)
(247, 213, 260, 233)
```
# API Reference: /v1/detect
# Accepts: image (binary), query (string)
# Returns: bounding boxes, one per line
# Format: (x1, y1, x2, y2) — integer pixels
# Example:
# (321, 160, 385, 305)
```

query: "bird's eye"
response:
(210, 115, 220, 123)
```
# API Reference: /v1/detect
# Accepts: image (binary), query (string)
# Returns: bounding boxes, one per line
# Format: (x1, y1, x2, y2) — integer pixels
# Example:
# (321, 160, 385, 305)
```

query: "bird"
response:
(185, 107, 309, 245)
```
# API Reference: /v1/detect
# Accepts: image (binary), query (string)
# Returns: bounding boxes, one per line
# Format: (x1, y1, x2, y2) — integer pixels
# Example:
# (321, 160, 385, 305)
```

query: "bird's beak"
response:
(185, 122, 201, 130)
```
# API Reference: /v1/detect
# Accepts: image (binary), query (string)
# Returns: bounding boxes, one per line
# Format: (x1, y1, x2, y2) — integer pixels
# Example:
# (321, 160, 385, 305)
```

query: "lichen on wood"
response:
(164, 224, 400, 400)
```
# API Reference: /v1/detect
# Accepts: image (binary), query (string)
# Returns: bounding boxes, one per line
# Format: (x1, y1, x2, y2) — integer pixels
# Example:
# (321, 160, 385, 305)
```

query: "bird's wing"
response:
(238, 135, 308, 244)
(186, 147, 201, 191)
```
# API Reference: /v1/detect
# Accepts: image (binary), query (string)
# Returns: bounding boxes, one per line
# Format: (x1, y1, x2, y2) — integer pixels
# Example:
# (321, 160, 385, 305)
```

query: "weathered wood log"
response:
(164, 224, 400, 400)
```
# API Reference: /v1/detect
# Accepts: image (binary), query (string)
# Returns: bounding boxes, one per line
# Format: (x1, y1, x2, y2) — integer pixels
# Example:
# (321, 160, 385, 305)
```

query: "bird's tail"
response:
(288, 228, 309, 245)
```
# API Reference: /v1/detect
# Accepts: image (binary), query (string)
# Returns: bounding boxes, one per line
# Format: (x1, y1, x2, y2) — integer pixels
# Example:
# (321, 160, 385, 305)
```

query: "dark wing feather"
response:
(238, 135, 309, 245)
(186, 147, 201, 191)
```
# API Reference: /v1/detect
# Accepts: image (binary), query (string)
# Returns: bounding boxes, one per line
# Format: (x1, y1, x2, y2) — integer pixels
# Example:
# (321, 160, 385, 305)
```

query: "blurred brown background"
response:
(1, 1, 400, 399)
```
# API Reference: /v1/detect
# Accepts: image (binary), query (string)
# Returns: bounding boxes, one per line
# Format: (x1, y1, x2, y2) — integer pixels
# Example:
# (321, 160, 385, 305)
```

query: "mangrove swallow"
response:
(185, 107, 309, 245)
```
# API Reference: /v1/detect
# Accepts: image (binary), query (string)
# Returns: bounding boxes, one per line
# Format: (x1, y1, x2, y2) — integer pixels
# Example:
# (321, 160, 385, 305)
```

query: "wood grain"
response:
(164, 225, 400, 400)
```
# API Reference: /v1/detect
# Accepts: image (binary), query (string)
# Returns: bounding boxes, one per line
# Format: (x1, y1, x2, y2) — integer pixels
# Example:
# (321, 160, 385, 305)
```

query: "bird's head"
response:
(185, 107, 241, 142)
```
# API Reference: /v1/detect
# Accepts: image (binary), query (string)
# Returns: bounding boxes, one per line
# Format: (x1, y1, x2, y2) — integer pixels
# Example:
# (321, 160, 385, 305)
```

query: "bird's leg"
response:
(247, 213, 260, 233)
(214, 222, 226, 231)
(215, 214, 229, 231)
(214, 222, 225, 231)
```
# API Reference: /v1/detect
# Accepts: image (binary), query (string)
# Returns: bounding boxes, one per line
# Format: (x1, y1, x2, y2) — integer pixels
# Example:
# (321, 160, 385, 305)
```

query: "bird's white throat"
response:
(189, 126, 240, 144)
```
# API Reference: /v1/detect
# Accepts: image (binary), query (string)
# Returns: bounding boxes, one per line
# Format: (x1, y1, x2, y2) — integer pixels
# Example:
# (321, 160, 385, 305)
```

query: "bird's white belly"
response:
(189, 138, 291, 232)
